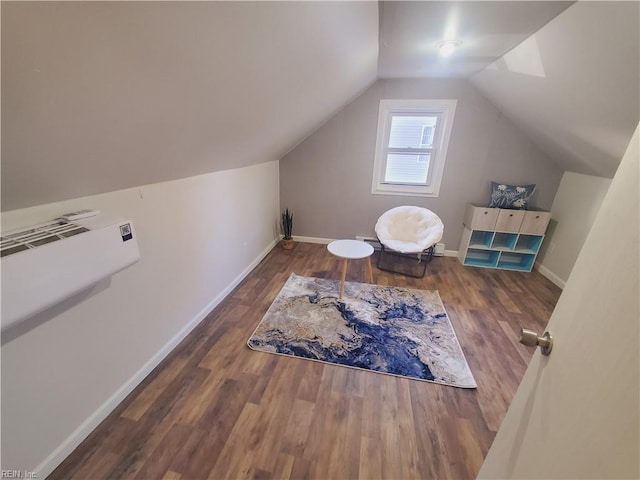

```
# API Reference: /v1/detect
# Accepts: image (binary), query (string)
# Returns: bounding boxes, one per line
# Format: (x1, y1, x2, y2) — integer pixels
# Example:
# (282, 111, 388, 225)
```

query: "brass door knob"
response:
(519, 328, 553, 356)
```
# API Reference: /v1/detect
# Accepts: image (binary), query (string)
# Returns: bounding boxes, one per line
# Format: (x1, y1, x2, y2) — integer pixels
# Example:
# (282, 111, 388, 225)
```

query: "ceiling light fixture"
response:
(436, 40, 462, 57)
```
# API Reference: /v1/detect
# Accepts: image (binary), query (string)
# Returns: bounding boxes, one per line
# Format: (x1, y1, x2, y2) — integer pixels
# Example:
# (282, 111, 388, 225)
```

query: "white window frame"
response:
(371, 99, 457, 197)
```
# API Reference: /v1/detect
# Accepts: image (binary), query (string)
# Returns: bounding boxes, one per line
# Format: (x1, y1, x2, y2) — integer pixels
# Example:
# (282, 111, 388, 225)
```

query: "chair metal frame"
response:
(375, 239, 435, 278)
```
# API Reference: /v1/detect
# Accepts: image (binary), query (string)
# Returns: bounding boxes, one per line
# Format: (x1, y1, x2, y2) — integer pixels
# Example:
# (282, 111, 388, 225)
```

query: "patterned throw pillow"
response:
(488, 182, 536, 209)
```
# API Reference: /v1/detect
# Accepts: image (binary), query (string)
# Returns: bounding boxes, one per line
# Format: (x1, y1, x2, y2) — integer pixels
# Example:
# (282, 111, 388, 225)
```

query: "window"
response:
(371, 99, 457, 197)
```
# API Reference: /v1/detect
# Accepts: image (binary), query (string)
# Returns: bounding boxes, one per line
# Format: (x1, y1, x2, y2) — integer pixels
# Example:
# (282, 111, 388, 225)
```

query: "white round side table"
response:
(327, 239, 374, 298)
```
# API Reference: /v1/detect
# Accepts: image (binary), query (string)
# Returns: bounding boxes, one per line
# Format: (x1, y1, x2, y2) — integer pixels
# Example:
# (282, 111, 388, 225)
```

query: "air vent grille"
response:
(0, 221, 89, 258)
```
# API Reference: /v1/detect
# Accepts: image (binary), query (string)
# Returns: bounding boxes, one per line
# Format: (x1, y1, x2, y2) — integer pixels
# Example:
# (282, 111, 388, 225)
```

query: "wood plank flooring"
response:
(49, 242, 561, 480)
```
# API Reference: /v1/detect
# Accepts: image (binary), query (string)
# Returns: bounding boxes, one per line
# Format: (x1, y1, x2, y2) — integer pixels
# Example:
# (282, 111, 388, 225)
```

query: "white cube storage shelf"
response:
(458, 204, 551, 272)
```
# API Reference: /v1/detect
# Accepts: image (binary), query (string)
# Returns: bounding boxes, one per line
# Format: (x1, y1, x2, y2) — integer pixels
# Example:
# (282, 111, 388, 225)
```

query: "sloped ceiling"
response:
(470, 1, 639, 178)
(3, 1, 637, 211)
(378, 1, 573, 78)
(377, 1, 639, 179)
(1, 1, 378, 210)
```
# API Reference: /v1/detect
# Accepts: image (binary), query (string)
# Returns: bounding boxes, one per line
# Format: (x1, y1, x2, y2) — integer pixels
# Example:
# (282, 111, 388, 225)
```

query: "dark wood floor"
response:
(50, 242, 561, 480)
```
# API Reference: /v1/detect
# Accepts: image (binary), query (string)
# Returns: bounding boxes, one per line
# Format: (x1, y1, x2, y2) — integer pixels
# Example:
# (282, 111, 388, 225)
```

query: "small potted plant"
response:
(281, 208, 294, 250)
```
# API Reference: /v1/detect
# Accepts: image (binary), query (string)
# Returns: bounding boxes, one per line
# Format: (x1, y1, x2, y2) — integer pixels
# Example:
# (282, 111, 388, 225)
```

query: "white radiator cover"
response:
(1, 214, 140, 331)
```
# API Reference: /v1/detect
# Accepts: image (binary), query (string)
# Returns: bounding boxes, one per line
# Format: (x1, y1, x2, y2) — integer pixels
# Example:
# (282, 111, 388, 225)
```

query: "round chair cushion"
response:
(375, 206, 444, 254)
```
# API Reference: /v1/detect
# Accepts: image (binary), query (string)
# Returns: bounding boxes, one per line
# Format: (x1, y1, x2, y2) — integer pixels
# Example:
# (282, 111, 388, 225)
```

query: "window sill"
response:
(371, 184, 440, 197)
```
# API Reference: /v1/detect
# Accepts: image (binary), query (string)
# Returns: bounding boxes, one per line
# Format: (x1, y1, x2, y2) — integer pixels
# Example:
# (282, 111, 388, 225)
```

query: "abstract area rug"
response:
(247, 274, 476, 388)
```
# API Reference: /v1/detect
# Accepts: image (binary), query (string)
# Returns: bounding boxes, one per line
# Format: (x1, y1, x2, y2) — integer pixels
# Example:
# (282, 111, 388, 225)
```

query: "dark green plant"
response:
(281, 208, 294, 240)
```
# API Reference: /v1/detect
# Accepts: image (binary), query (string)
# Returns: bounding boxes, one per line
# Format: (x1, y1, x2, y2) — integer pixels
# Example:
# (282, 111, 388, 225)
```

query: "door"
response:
(478, 125, 639, 479)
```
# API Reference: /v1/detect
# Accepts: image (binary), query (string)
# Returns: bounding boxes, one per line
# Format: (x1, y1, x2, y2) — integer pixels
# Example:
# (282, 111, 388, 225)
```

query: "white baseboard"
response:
(292, 235, 334, 244)
(444, 249, 458, 257)
(535, 263, 566, 289)
(34, 238, 278, 479)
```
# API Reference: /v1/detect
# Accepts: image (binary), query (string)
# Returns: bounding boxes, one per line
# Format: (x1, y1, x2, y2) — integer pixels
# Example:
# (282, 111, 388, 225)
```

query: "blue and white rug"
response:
(247, 274, 476, 388)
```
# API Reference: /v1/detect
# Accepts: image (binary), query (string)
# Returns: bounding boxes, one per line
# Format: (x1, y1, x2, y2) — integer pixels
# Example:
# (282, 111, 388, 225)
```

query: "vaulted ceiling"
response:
(2, 1, 638, 210)
(470, 1, 639, 178)
(1, 1, 379, 210)
(378, 1, 639, 178)
(378, 1, 574, 78)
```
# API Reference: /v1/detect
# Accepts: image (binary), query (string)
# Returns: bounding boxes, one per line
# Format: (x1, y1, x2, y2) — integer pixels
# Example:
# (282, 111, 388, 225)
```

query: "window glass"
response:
(388, 116, 438, 149)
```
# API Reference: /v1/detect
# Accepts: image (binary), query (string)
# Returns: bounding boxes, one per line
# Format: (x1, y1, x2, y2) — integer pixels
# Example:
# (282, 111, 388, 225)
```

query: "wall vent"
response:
(355, 236, 382, 250)
(1, 220, 89, 258)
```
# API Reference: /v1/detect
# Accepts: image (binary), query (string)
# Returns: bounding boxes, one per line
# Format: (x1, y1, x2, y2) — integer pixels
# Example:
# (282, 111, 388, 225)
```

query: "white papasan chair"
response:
(374, 206, 444, 278)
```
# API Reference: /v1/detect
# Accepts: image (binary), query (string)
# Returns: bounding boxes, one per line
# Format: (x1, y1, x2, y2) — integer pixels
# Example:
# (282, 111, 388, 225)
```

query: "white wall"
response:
(537, 172, 612, 287)
(0, 161, 280, 477)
